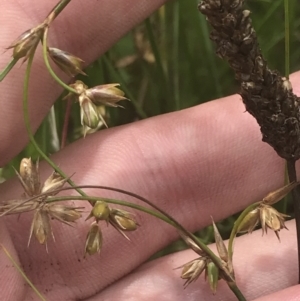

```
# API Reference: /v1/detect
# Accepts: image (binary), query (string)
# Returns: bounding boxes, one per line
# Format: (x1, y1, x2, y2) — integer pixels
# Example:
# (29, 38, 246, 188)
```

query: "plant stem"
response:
(284, 0, 290, 79)
(49, 185, 245, 299)
(42, 27, 78, 94)
(228, 281, 247, 301)
(24, 51, 86, 198)
(0, 57, 18, 82)
(228, 202, 260, 262)
(46, 185, 234, 283)
(46, 0, 72, 24)
(48, 195, 175, 226)
(286, 159, 300, 283)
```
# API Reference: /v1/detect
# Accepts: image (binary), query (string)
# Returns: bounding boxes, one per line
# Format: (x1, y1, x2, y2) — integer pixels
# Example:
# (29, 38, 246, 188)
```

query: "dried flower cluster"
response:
(178, 220, 233, 293)
(6, 24, 128, 137)
(6, 24, 46, 61)
(0, 158, 138, 254)
(0, 158, 83, 247)
(237, 182, 298, 240)
(85, 201, 138, 256)
(64, 80, 128, 135)
(198, 0, 300, 160)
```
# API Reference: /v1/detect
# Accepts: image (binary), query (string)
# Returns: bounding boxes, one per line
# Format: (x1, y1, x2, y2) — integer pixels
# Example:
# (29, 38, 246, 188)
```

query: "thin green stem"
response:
(1, 245, 47, 301)
(49, 184, 244, 297)
(173, 1, 180, 110)
(44, 185, 232, 281)
(42, 27, 77, 94)
(228, 281, 247, 301)
(145, 18, 169, 102)
(0, 57, 18, 82)
(47, 195, 174, 226)
(228, 202, 260, 262)
(284, 0, 290, 79)
(23, 51, 86, 198)
(46, 0, 72, 24)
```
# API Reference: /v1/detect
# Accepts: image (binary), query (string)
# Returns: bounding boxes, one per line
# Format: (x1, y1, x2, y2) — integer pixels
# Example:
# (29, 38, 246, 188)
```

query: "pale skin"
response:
(1, 0, 300, 300)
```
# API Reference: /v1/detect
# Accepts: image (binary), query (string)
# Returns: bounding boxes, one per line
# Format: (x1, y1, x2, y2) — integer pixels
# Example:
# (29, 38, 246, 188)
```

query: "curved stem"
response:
(23, 50, 86, 198)
(228, 202, 260, 262)
(0, 57, 18, 82)
(44, 185, 231, 278)
(42, 26, 77, 94)
(46, 0, 72, 24)
(47, 195, 175, 226)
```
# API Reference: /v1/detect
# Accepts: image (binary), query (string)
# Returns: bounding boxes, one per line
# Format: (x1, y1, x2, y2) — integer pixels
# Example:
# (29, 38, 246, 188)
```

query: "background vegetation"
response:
(1, 0, 300, 256)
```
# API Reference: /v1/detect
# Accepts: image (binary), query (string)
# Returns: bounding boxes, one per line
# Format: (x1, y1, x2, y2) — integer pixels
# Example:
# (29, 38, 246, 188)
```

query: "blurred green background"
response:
(1, 0, 300, 256)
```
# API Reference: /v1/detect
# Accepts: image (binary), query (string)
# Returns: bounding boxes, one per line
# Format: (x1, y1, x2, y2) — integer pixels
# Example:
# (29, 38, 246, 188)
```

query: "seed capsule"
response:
(48, 47, 86, 77)
(85, 222, 103, 256)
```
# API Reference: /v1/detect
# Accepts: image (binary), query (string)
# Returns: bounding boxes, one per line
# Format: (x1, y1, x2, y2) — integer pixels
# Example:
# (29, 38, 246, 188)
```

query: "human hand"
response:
(0, 1, 300, 300)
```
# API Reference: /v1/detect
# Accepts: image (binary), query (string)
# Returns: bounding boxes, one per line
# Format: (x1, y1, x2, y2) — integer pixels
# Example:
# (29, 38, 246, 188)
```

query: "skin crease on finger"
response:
(0, 71, 299, 300)
(0, 0, 168, 166)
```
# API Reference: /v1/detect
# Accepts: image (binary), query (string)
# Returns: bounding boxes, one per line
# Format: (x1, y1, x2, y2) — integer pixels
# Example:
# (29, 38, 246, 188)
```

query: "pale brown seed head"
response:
(109, 209, 138, 231)
(85, 84, 128, 108)
(237, 208, 260, 234)
(212, 219, 228, 262)
(259, 205, 289, 240)
(41, 171, 68, 195)
(70, 80, 88, 95)
(46, 204, 83, 225)
(79, 95, 101, 132)
(85, 222, 103, 256)
(262, 182, 299, 205)
(0, 199, 39, 216)
(48, 47, 86, 77)
(17, 158, 41, 196)
(7, 25, 44, 60)
(29, 208, 52, 246)
(180, 258, 207, 287)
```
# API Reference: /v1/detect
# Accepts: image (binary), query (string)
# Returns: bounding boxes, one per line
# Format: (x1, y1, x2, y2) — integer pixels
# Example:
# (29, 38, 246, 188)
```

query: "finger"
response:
(0, 220, 25, 301)
(2, 72, 300, 300)
(253, 286, 300, 301)
(92, 219, 297, 301)
(0, 0, 167, 165)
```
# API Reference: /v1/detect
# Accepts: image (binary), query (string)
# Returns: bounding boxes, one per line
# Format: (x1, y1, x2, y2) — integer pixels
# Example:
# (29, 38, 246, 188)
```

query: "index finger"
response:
(0, 0, 167, 166)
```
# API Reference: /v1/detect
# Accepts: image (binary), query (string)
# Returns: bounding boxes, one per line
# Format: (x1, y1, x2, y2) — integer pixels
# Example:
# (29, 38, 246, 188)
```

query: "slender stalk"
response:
(228, 202, 260, 262)
(48, 195, 175, 226)
(286, 159, 300, 283)
(1, 245, 47, 301)
(228, 281, 247, 301)
(45, 185, 234, 284)
(173, 1, 180, 110)
(46, 0, 72, 24)
(0, 57, 18, 82)
(42, 27, 77, 94)
(284, 0, 290, 79)
(23, 51, 86, 198)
